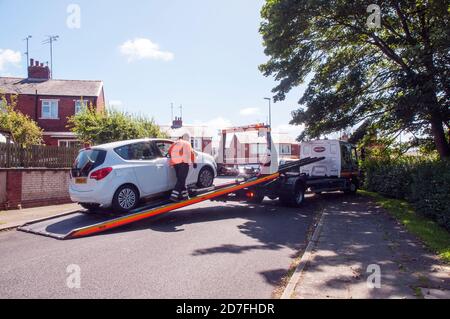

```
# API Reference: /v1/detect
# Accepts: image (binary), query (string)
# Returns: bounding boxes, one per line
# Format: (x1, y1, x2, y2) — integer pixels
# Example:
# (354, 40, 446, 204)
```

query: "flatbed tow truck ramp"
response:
(17, 157, 324, 240)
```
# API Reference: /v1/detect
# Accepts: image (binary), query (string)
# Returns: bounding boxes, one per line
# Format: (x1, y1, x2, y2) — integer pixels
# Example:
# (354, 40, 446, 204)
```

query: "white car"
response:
(69, 138, 217, 212)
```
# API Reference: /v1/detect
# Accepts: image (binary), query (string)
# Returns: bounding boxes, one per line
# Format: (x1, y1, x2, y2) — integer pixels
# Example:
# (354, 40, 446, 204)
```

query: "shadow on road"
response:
(103, 193, 350, 257)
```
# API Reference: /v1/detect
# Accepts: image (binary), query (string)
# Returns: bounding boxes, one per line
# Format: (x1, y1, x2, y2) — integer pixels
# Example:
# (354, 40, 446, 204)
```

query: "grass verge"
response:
(359, 190, 450, 263)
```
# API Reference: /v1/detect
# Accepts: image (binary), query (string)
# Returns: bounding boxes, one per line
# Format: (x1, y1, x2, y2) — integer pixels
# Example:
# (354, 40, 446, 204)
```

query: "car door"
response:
(153, 140, 177, 190)
(119, 142, 168, 196)
(186, 150, 201, 185)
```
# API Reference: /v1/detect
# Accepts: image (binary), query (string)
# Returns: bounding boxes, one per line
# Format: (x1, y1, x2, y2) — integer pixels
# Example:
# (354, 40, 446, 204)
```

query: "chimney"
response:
(28, 58, 50, 80)
(171, 116, 183, 129)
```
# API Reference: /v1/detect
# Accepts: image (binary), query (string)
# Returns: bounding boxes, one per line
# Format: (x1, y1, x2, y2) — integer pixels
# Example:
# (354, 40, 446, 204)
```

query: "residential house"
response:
(160, 117, 215, 155)
(224, 132, 300, 164)
(0, 58, 105, 147)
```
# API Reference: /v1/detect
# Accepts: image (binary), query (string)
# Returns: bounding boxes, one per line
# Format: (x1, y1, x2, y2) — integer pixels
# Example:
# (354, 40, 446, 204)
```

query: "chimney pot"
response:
(27, 58, 50, 80)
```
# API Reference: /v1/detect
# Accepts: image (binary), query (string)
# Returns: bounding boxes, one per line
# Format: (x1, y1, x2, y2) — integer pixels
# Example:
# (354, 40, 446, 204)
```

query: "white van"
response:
(300, 140, 358, 178)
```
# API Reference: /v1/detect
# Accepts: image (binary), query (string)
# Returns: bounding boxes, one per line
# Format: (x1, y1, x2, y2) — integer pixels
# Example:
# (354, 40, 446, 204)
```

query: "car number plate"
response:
(75, 177, 87, 184)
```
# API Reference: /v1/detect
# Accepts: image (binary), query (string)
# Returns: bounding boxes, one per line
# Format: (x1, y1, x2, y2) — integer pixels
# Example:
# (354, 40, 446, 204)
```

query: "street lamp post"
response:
(264, 97, 272, 128)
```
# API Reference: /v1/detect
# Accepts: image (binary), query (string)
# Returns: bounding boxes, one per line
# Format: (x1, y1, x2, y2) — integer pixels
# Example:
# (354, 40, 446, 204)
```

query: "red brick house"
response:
(160, 118, 214, 155)
(0, 58, 105, 146)
(225, 132, 300, 164)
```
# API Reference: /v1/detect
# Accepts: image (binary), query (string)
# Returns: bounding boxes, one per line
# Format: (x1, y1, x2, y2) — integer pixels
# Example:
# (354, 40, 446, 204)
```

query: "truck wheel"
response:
(112, 185, 139, 212)
(344, 180, 358, 194)
(248, 193, 265, 204)
(280, 186, 305, 207)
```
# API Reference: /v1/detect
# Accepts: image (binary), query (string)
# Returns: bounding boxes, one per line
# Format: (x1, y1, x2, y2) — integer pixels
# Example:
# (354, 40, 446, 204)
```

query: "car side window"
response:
(115, 142, 156, 160)
(154, 141, 173, 157)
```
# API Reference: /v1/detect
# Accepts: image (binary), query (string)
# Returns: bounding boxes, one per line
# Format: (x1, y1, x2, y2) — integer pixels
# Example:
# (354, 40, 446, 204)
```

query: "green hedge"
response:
(363, 158, 450, 231)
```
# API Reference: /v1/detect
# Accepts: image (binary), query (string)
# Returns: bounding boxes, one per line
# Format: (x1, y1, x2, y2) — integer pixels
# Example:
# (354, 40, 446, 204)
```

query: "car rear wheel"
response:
(80, 203, 100, 213)
(112, 185, 139, 212)
(197, 167, 214, 188)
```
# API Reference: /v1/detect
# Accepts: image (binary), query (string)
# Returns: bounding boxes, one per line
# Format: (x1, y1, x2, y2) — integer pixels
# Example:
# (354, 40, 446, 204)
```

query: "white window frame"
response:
(75, 100, 88, 115)
(191, 137, 202, 151)
(250, 143, 268, 156)
(41, 99, 59, 119)
(279, 144, 292, 155)
(58, 139, 81, 148)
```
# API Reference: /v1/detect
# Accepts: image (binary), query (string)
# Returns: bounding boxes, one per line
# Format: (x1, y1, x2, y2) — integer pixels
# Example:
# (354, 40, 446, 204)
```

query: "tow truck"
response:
(18, 124, 359, 240)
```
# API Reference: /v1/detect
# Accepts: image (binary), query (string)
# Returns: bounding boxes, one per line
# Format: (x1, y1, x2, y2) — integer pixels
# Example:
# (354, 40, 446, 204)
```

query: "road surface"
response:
(0, 185, 324, 298)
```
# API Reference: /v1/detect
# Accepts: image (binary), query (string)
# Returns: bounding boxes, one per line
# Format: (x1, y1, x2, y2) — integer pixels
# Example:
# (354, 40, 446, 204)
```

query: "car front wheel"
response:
(112, 185, 139, 212)
(197, 167, 214, 188)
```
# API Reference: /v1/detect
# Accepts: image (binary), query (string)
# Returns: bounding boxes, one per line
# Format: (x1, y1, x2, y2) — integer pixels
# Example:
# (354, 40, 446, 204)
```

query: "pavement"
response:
(290, 193, 450, 299)
(0, 203, 81, 231)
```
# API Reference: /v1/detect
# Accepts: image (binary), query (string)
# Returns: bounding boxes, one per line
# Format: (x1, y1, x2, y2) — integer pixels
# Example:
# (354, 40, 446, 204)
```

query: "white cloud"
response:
(119, 38, 174, 62)
(273, 124, 304, 138)
(192, 117, 233, 138)
(203, 117, 233, 129)
(239, 107, 261, 116)
(0, 49, 21, 71)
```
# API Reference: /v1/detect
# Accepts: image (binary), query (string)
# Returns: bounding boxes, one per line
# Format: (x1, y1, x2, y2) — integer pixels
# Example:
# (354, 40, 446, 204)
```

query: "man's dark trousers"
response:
(172, 163, 189, 201)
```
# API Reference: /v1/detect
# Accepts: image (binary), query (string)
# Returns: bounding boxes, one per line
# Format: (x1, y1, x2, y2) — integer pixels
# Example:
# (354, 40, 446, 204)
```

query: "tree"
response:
(259, 0, 450, 158)
(67, 107, 167, 145)
(0, 95, 43, 147)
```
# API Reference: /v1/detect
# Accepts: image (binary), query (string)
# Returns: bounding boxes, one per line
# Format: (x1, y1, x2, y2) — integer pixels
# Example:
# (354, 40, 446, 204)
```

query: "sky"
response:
(0, 0, 308, 136)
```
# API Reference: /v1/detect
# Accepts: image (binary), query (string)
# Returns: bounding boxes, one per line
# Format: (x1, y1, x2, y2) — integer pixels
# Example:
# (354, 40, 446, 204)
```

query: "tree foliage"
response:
(0, 95, 43, 147)
(260, 0, 450, 158)
(67, 107, 167, 145)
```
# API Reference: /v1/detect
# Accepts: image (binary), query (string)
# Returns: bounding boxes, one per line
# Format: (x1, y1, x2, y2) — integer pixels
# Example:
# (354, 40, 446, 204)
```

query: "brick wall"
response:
(35, 95, 96, 132)
(0, 168, 72, 209)
(0, 171, 6, 204)
(4, 93, 98, 146)
(291, 144, 300, 158)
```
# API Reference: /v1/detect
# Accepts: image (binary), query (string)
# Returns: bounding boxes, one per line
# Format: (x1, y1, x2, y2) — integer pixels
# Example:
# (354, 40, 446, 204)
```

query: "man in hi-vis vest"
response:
(168, 134, 197, 202)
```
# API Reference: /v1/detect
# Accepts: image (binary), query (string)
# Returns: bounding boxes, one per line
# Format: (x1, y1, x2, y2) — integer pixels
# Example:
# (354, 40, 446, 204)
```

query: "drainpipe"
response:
(34, 90, 38, 120)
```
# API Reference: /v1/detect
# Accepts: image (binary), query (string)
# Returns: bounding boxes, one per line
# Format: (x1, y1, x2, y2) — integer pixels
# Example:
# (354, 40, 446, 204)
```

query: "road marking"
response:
(280, 209, 326, 299)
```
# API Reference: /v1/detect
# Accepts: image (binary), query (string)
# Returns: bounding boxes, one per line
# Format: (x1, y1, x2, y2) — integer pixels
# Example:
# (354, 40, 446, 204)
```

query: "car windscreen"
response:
(72, 149, 106, 177)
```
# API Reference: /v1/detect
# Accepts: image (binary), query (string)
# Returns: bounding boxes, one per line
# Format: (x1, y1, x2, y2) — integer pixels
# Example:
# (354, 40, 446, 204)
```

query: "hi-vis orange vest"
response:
(168, 140, 196, 166)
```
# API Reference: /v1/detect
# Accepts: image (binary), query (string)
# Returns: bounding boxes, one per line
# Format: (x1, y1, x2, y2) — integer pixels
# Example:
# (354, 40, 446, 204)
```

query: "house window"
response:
(41, 100, 58, 119)
(58, 140, 82, 148)
(250, 144, 267, 155)
(190, 137, 202, 151)
(279, 144, 291, 155)
(75, 100, 88, 114)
